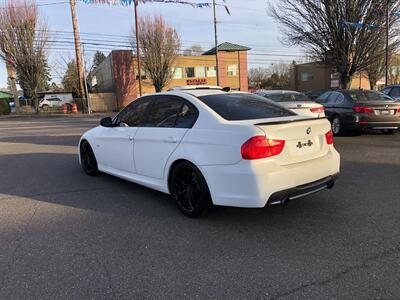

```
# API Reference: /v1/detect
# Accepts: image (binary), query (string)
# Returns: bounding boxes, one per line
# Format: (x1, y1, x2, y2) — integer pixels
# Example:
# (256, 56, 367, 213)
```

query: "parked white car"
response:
(39, 93, 74, 111)
(256, 90, 326, 118)
(79, 88, 340, 217)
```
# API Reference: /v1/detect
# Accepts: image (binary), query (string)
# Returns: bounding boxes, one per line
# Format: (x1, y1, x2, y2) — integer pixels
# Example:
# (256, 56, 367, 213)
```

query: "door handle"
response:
(164, 136, 177, 143)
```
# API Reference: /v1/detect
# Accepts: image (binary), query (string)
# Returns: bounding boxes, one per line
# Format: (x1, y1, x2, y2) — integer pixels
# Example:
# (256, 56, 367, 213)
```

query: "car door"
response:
(94, 97, 152, 174)
(50, 98, 62, 107)
(133, 95, 198, 179)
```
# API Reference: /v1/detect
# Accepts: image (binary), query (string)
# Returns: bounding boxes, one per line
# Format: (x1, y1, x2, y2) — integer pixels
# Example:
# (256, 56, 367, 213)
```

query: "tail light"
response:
(310, 106, 325, 113)
(325, 130, 334, 145)
(397, 107, 400, 113)
(353, 106, 374, 113)
(241, 136, 285, 160)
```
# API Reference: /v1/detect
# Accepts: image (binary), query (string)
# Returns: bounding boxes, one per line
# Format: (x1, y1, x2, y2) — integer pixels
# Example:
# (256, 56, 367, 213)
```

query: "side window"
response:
(115, 97, 152, 127)
(327, 92, 339, 104)
(141, 96, 183, 128)
(381, 87, 392, 95)
(175, 103, 198, 128)
(390, 87, 400, 97)
(317, 92, 331, 103)
(335, 93, 344, 104)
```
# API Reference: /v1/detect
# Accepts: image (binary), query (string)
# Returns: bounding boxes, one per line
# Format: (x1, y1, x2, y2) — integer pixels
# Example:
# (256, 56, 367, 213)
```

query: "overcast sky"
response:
(0, 0, 305, 88)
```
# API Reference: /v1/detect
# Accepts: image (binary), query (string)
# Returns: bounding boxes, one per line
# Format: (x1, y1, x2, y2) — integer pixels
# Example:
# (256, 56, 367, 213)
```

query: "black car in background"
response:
(316, 90, 400, 135)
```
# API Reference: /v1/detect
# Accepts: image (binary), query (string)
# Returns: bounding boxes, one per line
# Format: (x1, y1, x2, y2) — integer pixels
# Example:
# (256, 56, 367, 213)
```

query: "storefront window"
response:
(206, 66, 217, 77)
(172, 67, 183, 79)
(195, 66, 206, 78)
(227, 65, 237, 76)
(185, 67, 195, 78)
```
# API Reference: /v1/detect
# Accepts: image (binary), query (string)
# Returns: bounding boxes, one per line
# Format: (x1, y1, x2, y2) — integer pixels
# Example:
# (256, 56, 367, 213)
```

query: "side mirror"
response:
(100, 117, 113, 127)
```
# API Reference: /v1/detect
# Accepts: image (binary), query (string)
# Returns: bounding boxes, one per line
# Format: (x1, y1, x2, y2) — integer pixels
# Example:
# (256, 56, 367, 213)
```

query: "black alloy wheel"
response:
(80, 140, 99, 176)
(170, 162, 212, 218)
(331, 115, 344, 136)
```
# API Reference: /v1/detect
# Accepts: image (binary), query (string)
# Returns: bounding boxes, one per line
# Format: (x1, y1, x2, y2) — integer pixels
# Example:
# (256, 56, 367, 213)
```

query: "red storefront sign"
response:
(186, 78, 207, 85)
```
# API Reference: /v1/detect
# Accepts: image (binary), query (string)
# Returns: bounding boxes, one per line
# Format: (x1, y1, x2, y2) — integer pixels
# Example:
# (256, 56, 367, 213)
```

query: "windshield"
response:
(265, 92, 310, 102)
(197, 93, 296, 121)
(348, 90, 393, 102)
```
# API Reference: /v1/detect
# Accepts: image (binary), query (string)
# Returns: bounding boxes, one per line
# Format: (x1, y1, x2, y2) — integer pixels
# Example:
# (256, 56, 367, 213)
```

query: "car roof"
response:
(178, 89, 230, 97)
(168, 85, 222, 91)
(257, 90, 303, 95)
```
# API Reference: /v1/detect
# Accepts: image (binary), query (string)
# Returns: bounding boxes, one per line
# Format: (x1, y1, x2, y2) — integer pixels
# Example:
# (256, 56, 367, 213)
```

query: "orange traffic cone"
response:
(62, 104, 68, 114)
(71, 103, 78, 113)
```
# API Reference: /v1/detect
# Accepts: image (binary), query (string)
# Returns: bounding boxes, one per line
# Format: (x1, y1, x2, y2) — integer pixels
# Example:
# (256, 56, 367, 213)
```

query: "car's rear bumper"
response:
(199, 147, 340, 208)
(267, 173, 338, 205)
(345, 114, 400, 130)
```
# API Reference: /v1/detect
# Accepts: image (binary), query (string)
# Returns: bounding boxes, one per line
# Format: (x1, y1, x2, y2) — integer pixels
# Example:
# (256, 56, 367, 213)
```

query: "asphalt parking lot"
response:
(0, 116, 399, 299)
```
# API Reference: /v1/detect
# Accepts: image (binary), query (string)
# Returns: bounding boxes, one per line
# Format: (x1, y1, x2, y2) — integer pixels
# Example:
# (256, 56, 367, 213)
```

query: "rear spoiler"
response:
(255, 117, 327, 126)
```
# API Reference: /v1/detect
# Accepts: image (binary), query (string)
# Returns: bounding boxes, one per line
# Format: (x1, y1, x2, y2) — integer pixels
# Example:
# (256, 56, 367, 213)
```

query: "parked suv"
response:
(39, 95, 74, 111)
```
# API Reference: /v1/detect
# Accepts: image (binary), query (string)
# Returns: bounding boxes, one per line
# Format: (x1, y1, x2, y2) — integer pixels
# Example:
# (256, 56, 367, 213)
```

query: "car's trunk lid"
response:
(255, 117, 331, 165)
(356, 101, 400, 116)
(281, 101, 324, 117)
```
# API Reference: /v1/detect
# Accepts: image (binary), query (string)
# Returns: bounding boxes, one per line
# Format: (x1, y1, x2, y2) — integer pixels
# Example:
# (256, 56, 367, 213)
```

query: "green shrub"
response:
(0, 100, 11, 115)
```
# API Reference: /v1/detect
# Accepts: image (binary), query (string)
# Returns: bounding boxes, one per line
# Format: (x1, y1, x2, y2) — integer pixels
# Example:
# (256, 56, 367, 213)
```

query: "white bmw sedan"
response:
(79, 88, 340, 217)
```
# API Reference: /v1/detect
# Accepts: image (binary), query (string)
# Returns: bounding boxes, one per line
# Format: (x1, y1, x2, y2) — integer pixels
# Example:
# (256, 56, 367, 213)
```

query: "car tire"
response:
(170, 161, 212, 218)
(331, 115, 345, 136)
(42, 104, 49, 111)
(381, 129, 397, 135)
(80, 140, 99, 176)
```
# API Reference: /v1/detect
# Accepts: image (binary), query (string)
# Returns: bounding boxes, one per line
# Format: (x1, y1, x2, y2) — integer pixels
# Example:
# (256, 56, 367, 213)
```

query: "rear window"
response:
(198, 93, 296, 121)
(266, 92, 310, 102)
(348, 90, 393, 102)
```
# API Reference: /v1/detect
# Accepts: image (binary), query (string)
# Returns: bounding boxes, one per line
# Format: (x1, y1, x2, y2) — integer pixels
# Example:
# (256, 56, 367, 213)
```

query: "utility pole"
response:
(213, 0, 220, 86)
(385, 0, 390, 86)
(69, 0, 87, 113)
(134, 0, 142, 96)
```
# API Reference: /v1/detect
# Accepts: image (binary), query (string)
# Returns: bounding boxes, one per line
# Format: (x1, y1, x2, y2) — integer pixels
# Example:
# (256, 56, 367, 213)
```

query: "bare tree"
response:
(248, 67, 271, 89)
(183, 45, 203, 56)
(366, 52, 386, 90)
(132, 15, 181, 92)
(0, 0, 49, 113)
(271, 1, 400, 89)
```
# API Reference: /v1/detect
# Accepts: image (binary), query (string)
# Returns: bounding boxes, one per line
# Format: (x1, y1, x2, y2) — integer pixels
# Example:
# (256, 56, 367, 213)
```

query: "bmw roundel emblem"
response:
(306, 127, 311, 135)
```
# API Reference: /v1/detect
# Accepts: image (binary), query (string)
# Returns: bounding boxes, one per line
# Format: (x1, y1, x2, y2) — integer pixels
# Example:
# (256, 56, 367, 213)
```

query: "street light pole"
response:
(213, 0, 220, 86)
(134, 0, 143, 97)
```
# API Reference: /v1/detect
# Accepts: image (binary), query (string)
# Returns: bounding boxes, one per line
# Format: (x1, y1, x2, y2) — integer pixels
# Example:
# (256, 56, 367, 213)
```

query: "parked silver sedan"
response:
(256, 90, 325, 118)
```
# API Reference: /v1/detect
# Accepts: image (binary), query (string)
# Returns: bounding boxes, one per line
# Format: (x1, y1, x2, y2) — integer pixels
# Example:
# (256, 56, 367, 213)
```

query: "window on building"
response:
(206, 66, 217, 77)
(300, 72, 314, 82)
(227, 65, 238, 76)
(172, 67, 183, 79)
(195, 66, 206, 78)
(185, 67, 195, 78)
(135, 69, 147, 80)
